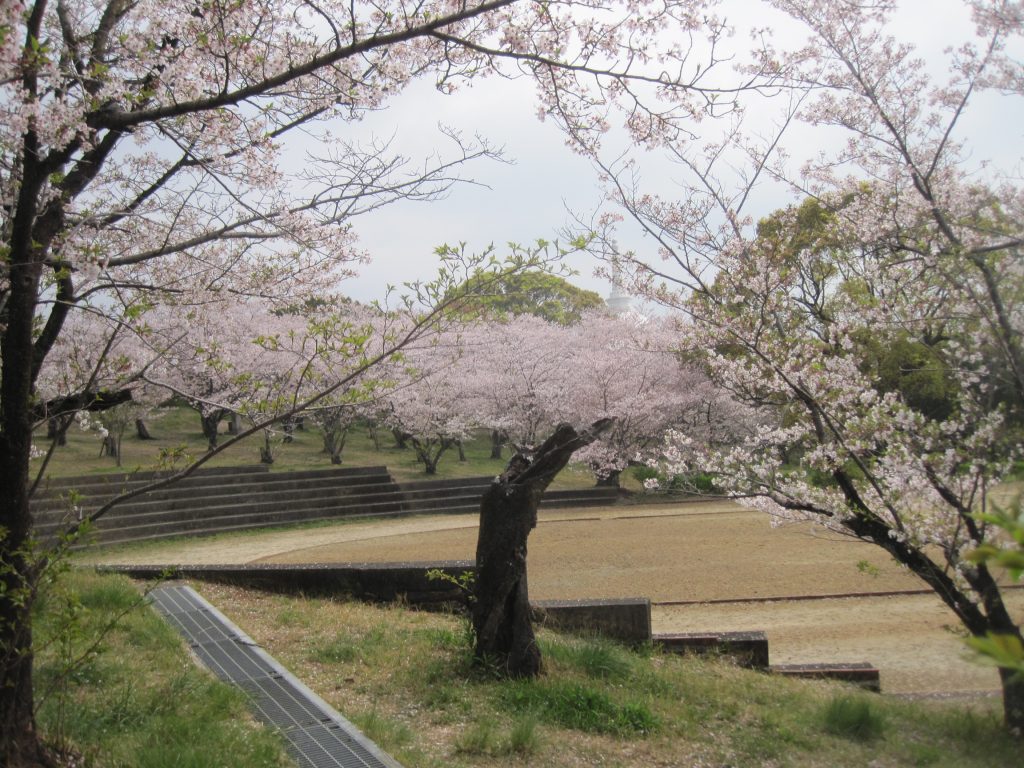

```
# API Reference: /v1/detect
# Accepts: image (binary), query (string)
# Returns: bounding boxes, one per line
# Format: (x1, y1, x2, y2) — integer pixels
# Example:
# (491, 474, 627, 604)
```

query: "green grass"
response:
(454, 715, 541, 757)
(497, 678, 659, 735)
(540, 635, 636, 681)
(32, 406, 610, 490)
(822, 694, 886, 742)
(195, 580, 1023, 768)
(33, 570, 291, 767)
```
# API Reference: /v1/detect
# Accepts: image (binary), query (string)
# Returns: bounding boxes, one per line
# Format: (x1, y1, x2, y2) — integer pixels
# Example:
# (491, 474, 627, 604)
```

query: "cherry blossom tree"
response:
(459, 315, 570, 454)
(566, 311, 742, 486)
(580, 0, 1024, 731)
(384, 339, 476, 473)
(456, 310, 743, 485)
(0, 0, 782, 759)
(300, 305, 401, 465)
(33, 303, 163, 468)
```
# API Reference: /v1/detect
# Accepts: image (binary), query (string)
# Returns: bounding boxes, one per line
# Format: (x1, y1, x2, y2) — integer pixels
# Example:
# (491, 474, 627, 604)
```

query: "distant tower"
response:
(605, 260, 633, 315)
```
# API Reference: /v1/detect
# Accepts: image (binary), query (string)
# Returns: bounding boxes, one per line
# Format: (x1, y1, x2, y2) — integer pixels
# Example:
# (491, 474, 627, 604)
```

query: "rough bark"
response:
(322, 425, 348, 465)
(411, 437, 447, 475)
(32, 388, 132, 422)
(392, 428, 410, 449)
(46, 416, 69, 446)
(999, 666, 1024, 736)
(1, 156, 50, 764)
(99, 435, 119, 461)
(135, 418, 153, 440)
(489, 429, 506, 460)
(200, 410, 227, 451)
(367, 423, 382, 451)
(472, 419, 612, 677)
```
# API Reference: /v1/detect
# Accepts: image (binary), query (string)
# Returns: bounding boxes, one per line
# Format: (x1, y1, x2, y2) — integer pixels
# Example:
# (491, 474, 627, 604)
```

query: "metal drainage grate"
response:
(238, 674, 336, 730)
(149, 584, 401, 768)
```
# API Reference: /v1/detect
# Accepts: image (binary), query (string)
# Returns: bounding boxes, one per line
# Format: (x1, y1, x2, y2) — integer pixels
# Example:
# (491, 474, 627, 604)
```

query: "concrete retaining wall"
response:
(533, 598, 652, 646)
(101, 561, 477, 609)
(654, 631, 770, 669)
(100, 562, 652, 644)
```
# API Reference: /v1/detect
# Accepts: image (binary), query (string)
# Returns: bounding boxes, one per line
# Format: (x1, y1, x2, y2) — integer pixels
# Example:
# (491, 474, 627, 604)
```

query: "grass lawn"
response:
(34, 570, 292, 767)
(44, 570, 1022, 768)
(32, 406, 611, 490)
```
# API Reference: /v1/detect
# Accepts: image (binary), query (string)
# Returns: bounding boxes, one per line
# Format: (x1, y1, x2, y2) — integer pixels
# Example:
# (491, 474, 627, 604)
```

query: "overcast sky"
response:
(327, 0, 1023, 305)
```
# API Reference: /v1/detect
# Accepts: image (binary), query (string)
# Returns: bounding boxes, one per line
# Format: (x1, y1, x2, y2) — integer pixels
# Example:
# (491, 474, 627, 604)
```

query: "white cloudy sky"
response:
(323, 0, 1023, 304)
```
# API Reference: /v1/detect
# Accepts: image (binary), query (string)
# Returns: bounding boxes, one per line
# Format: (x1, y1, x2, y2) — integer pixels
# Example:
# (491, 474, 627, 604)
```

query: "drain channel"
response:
(150, 584, 401, 768)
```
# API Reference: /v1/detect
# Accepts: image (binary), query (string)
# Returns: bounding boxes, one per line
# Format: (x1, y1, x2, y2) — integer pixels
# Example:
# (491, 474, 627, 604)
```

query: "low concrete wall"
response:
(771, 662, 881, 691)
(101, 562, 654, 644)
(654, 630, 770, 669)
(101, 561, 476, 609)
(534, 597, 652, 646)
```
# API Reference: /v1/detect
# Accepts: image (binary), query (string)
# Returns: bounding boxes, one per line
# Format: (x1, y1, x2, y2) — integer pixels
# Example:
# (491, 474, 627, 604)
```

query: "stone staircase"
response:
(393, 476, 619, 517)
(32, 468, 619, 547)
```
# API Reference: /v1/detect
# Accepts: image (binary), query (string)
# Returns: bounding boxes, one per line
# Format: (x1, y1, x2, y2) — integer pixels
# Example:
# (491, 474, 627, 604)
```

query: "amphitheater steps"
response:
(32, 466, 399, 545)
(31, 467, 621, 547)
(394, 476, 619, 512)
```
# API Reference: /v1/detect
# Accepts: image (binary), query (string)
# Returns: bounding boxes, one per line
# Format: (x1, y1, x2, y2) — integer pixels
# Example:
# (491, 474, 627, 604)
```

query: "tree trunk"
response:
(411, 438, 447, 475)
(46, 416, 69, 447)
(473, 420, 612, 677)
(99, 435, 118, 460)
(457, 439, 467, 462)
(135, 418, 153, 440)
(1, 228, 52, 763)
(596, 469, 621, 488)
(999, 666, 1024, 736)
(201, 411, 222, 451)
(490, 429, 506, 460)
(324, 428, 347, 465)
(226, 411, 241, 435)
(392, 428, 409, 450)
(368, 424, 382, 451)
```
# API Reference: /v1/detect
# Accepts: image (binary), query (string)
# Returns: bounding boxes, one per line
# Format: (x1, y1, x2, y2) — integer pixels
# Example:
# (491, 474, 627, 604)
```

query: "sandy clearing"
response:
(254, 505, 926, 602)
(656, 593, 1024, 696)
(90, 499, 1023, 696)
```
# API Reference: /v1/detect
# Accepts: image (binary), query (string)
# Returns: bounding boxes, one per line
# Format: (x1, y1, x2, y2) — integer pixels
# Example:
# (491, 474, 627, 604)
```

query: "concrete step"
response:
(654, 631, 770, 669)
(33, 465, 269, 493)
(31, 466, 392, 512)
(34, 467, 622, 548)
(55, 477, 399, 518)
(771, 662, 881, 691)
(397, 476, 492, 492)
(36, 492, 410, 536)
(88, 503, 422, 547)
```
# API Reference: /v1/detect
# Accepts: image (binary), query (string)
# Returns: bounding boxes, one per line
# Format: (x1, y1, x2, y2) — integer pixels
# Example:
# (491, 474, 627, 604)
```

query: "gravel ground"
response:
(92, 499, 1023, 696)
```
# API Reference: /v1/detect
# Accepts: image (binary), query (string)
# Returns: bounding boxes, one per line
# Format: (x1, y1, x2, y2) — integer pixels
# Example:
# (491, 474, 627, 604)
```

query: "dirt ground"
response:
(95, 500, 1024, 697)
